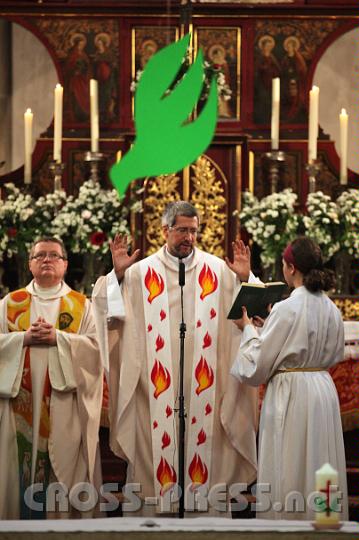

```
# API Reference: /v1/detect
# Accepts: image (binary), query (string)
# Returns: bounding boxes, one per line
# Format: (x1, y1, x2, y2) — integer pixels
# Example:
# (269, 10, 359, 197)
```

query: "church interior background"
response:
(0, 0, 358, 521)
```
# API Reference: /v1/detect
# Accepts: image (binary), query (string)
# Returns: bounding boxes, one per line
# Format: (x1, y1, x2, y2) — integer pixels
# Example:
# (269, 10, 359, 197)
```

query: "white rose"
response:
(82, 210, 92, 219)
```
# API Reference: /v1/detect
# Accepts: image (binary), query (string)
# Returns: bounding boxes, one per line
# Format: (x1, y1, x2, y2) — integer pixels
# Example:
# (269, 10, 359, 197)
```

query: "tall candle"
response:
(308, 85, 319, 162)
(53, 84, 63, 162)
(271, 77, 280, 150)
(339, 108, 348, 185)
(90, 79, 99, 152)
(24, 108, 33, 184)
(249, 150, 254, 194)
(315, 463, 341, 526)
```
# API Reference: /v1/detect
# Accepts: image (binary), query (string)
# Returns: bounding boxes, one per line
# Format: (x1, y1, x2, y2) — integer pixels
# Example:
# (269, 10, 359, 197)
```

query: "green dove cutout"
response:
(110, 33, 218, 196)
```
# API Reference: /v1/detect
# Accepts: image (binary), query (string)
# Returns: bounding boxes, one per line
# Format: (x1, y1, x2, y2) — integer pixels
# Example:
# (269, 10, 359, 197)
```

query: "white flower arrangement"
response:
(51, 179, 142, 256)
(0, 183, 67, 260)
(336, 189, 359, 258)
(304, 191, 341, 261)
(239, 189, 300, 268)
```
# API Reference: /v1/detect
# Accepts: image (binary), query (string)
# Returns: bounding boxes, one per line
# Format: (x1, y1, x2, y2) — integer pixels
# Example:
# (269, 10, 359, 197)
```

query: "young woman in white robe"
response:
(231, 236, 348, 521)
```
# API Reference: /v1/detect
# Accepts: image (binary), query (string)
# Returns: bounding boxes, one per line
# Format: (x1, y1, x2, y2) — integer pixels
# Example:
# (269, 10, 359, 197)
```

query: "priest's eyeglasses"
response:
(31, 252, 66, 261)
(169, 226, 199, 237)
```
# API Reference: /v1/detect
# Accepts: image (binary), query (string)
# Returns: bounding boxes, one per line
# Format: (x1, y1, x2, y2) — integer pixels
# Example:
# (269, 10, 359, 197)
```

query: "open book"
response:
(227, 282, 288, 320)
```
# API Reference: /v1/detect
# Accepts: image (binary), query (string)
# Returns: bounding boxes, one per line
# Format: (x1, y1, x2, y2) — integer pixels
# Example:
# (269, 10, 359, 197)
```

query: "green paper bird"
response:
(110, 33, 218, 196)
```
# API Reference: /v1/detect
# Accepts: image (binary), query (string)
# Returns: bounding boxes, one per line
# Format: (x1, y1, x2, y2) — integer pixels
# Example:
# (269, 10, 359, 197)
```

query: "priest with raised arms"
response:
(0, 237, 103, 519)
(92, 201, 259, 516)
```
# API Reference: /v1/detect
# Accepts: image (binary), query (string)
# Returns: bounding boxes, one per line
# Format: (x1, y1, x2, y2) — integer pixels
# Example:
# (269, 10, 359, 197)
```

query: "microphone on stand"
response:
(177, 257, 186, 517)
(179, 260, 185, 287)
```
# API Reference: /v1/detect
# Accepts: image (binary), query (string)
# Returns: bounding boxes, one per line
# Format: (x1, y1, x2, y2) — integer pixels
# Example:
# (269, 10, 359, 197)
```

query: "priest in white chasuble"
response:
(92, 201, 259, 516)
(0, 237, 103, 519)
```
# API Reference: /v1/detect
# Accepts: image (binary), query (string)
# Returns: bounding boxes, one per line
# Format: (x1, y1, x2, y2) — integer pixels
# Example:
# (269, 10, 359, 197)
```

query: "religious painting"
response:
(132, 26, 178, 80)
(253, 20, 341, 125)
(32, 19, 120, 126)
(194, 28, 240, 120)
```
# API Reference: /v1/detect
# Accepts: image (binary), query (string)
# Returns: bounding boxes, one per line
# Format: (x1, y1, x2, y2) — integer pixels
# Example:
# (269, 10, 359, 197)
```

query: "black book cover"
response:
(227, 282, 287, 319)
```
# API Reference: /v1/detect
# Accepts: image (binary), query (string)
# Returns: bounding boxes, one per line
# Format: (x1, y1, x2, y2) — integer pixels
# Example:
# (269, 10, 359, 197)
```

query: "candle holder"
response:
(84, 151, 105, 183)
(263, 150, 286, 194)
(306, 160, 321, 194)
(49, 161, 65, 192)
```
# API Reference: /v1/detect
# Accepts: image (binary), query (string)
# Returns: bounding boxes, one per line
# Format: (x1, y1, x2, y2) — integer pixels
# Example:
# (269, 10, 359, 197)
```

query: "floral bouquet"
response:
(51, 179, 142, 257)
(238, 189, 300, 269)
(0, 183, 67, 260)
(303, 191, 341, 262)
(336, 189, 359, 258)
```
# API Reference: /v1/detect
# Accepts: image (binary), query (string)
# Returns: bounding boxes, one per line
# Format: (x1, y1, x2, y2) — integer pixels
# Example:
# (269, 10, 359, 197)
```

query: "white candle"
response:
(24, 108, 33, 184)
(339, 108, 348, 185)
(53, 84, 63, 162)
(308, 85, 319, 162)
(271, 77, 280, 150)
(315, 463, 341, 526)
(90, 79, 99, 152)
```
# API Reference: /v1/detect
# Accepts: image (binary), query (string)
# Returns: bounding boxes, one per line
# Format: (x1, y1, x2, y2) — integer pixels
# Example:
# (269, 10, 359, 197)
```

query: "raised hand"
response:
(109, 234, 140, 281)
(225, 238, 251, 282)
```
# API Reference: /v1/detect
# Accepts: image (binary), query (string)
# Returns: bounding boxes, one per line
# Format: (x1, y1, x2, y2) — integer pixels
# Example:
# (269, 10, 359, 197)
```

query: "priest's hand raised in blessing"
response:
(110, 234, 140, 281)
(225, 238, 251, 282)
(23, 317, 57, 347)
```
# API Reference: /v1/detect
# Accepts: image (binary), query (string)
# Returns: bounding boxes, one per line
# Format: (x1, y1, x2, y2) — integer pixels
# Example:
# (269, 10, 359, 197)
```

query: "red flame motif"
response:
(198, 264, 218, 301)
(145, 267, 165, 304)
(202, 332, 212, 349)
(192, 416, 197, 424)
(157, 457, 177, 495)
(162, 431, 171, 450)
(155, 335, 165, 352)
(148, 324, 153, 333)
(205, 403, 212, 416)
(196, 320, 202, 328)
(160, 310, 166, 321)
(197, 429, 207, 446)
(151, 360, 171, 399)
(166, 405, 173, 418)
(210, 308, 216, 319)
(188, 453, 208, 486)
(195, 356, 214, 395)
(153, 421, 158, 429)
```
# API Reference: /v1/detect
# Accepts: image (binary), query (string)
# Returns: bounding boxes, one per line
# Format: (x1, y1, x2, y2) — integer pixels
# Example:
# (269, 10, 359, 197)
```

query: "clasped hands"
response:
(23, 317, 57, 347)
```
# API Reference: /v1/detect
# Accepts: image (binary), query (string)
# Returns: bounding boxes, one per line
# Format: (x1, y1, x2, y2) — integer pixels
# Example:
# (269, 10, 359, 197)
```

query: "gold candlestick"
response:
(49, 161, 65, 192)
(306, 160, 321, 194)
(84, 151, 105, 183)
(264, 150, 286, 194)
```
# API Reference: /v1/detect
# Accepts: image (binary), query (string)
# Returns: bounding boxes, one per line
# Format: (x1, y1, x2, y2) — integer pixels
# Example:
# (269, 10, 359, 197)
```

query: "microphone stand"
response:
(178, 260, 186, 518)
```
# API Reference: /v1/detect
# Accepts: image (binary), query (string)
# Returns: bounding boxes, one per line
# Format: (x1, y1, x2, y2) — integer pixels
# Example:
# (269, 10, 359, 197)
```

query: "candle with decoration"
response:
(314, 463, 341, 527)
